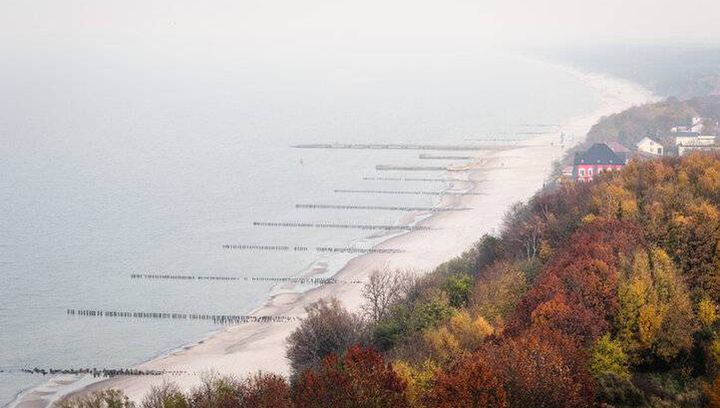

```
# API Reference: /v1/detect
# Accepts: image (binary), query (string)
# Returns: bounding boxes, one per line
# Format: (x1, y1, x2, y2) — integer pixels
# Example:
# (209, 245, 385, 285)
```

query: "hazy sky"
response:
(1, 0, 719, 60)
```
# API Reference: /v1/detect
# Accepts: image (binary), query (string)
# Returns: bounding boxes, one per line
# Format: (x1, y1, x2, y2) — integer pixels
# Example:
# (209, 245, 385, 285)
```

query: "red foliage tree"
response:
(484, 327, 594, 408)
(529, 291, 606, 342)
(238, 373, 293, 408)
(293, 345, 407, 408)
(506, 219, 644, 344)
(427, 353, 508, 408)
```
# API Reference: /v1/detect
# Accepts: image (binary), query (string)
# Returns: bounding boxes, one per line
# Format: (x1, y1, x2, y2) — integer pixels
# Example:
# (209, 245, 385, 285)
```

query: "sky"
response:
(1, 0, 719, 62)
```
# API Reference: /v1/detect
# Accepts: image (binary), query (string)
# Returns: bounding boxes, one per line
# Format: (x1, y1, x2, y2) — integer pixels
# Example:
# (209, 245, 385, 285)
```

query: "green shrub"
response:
(594, 372, 645, 406)
(444, 274, 473, 308)
(590, 334, 631, 380)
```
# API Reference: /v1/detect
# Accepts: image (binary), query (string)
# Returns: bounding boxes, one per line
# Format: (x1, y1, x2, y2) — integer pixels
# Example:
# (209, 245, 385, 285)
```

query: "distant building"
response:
(675, 134, 717, 156)
(636, 137, 664, 156)
(675, 134, 716, 147)
(573, 143, 625, 182)
(671, 117, 704, 134)
(678, 145, 720, 156)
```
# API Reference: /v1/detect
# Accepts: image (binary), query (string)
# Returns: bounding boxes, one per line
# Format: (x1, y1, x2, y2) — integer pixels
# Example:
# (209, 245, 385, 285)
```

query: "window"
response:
(588, 168, 593, 176)
(579, 169, 585, 177)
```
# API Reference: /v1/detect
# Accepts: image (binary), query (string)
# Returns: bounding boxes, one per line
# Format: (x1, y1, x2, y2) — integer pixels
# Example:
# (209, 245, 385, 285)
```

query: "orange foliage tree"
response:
(238, 373, 293, 408)
(293, 345, 407, 408)
(506, 219, 645, 345)
(485, 327, 594, 408)
(427, 353, 508, 408)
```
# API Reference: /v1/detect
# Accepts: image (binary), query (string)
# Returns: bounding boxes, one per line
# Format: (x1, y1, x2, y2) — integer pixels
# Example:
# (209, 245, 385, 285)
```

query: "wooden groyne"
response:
(252, 221, 431, 231)
(130, 274, 363, 285)
(220, 244, 293, 251)
(521, 123, 560, 127)
(67, 309, 298, 325)
(7, 367, 185, 377)
(295, 204, 470, 212)
(464, 137, 524, 142)
(292, 143, 507, 151)
(245, 275, 362, 284)
(222, 244, 403, 253)
(222, 244, 405, 253)
(418, 154, 473, 160)
(376, 165, 449, 171)
(362, 177, 471, 183)
(333, 189, 486, 196)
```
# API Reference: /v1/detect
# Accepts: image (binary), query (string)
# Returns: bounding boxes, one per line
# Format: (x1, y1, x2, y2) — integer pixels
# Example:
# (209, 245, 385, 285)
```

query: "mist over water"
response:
(0, 50, 599, 404)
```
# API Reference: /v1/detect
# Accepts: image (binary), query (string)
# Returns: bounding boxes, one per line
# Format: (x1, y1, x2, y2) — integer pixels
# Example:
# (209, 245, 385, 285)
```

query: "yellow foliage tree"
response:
(669, 200, 720, 299)
(648, 249, 694, 361)
(424, 310, 494, 366)
(393, 359, 438, 408)
(616, 251, 653, 358)
(698, 162, 720, 201)
(710, 337, 720, 370)
(638, 303, 664, 349)
(538, 239, 553, 263)
(472, 262, 527, 328)
(616, 248, 696, 363)
(699, 298, 719, 329)
(423, 326, 461, 366)
(589, 334, 631, 380)
(592, 182, 638, 221)
(448, 310, 494, 350)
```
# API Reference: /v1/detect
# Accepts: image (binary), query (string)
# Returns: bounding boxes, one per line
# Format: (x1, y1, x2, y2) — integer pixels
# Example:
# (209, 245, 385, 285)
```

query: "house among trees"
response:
(572, 143, 625, 182)
(636, 136, 664, 156)
(671, 116, 704, 134)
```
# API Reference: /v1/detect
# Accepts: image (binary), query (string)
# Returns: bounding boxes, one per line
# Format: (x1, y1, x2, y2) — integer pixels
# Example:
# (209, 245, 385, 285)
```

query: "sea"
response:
(0, 49, 600, 405)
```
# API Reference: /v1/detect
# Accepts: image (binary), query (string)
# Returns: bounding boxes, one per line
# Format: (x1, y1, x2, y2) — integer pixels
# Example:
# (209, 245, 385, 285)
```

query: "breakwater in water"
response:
(222, 244, 404, 253)
(375, 165, 449, 171)
(333, 189, 485, 196)
(292, 143, 508, 151)
(66, 309, 299, 324)
(295, 204, 470, 212)
(362, 177, 472, 182)
(418, 154, 473, 160)
(130, 274, 363, 285)
(2, 367, 185, 378)
(252, 221, 432, 231)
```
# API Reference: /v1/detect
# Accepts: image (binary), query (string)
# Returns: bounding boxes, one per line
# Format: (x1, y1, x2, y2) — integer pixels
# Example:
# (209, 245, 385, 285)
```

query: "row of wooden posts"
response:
(8, 367, 185, 377)
(130, 274, 362, 285)
(67, 309, 299, 324)
(252, 221, 431, 231)
(221, 243, 405, 253)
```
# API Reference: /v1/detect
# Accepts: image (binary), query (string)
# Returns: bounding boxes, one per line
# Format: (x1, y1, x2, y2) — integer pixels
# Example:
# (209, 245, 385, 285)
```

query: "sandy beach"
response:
(11, 66, 656, 408)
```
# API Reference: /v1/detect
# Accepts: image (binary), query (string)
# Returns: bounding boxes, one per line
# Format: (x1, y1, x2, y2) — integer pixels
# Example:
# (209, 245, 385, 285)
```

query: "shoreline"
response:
(10, 64, 657, 408)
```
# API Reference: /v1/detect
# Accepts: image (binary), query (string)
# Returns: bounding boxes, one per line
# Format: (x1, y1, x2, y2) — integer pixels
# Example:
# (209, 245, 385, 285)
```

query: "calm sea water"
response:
(0, 51, 599, 404)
